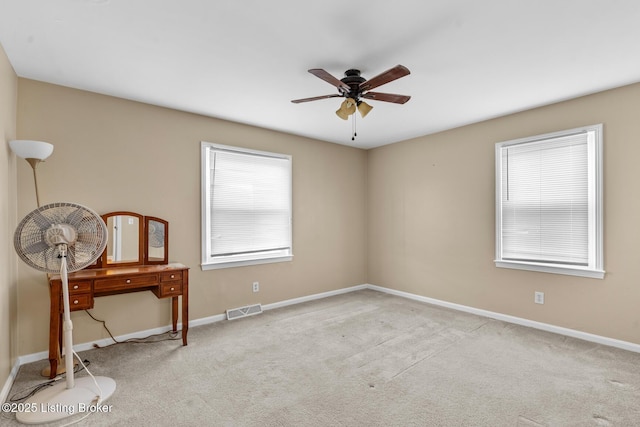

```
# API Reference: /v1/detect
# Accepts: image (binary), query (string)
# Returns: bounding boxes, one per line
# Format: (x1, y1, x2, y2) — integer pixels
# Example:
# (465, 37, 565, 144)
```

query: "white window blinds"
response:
(201, 143, 292, 269)
(501, 133, 589, 264)
(495, 124, 603, 278)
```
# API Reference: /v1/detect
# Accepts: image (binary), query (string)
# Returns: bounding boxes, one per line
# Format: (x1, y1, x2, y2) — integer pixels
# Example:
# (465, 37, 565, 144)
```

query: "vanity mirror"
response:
(93, 211, 169, 268)
(103, 211, 143, 267)
(145, 216, 169, 265)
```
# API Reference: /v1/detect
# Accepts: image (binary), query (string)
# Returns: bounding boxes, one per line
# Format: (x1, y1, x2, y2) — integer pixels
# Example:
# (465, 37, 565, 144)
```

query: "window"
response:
(495, 124, 603, 278)
(201, 142, 292, 270)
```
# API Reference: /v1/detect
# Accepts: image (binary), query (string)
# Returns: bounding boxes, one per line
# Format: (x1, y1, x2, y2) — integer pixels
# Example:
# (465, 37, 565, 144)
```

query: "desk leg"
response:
(182, 271, 189, 346)
(171, 297, 178, 333)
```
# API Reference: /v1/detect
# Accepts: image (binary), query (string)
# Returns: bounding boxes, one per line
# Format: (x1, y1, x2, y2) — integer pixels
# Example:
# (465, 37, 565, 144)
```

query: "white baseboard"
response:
(189, 313, 227, 328)
(366, 283, 640, 354)
(262, 284, 368, 312)
(17, 324, 183, 367)
(1, 359, 21, 405)
(7, 282, 639, 402)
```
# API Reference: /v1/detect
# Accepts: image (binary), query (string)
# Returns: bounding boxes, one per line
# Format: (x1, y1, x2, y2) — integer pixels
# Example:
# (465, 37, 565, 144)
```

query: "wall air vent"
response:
(226, 303, 263, 320)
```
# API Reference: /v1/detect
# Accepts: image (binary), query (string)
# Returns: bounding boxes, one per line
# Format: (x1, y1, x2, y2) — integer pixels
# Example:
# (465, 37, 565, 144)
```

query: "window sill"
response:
(495, 260, 605, 279)
(202, 255, 293, 270)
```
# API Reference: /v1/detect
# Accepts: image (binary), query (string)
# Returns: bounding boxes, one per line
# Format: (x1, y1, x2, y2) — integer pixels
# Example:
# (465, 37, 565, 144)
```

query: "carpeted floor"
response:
(3, 289, 640, 426)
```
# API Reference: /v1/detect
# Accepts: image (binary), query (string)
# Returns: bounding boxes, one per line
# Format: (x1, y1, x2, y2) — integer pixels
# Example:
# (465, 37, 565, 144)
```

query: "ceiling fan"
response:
(291, 65, 411, 124)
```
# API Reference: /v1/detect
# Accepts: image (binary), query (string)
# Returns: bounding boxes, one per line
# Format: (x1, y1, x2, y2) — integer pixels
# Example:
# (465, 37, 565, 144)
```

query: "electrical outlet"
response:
(252, 282, 259, 293)
(534, 291, 544, 304)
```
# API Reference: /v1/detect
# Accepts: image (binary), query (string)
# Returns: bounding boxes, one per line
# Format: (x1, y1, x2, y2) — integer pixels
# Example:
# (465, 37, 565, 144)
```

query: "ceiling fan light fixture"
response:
(336, 98, 357, 120)
(357, 101, 373, 118)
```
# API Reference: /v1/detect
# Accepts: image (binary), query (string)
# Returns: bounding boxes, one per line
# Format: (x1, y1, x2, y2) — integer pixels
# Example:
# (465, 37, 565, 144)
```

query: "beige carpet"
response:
(3, 289, 640, 426)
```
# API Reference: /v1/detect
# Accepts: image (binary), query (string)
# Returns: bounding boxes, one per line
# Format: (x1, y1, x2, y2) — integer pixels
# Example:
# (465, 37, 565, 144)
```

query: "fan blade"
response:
(359, 65, 410, 92)
(308, 69, 350, 92)
(63, 207, 85, 226)
(30, 209, 54, 229)
(361, 92, 411, 104)
(21, 240, 50, 255)
(291, 94, 342, 103)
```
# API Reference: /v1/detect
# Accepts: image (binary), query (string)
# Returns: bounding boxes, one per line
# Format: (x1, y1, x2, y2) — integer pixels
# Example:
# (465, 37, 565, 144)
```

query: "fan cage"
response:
(14, 202, 108, 273)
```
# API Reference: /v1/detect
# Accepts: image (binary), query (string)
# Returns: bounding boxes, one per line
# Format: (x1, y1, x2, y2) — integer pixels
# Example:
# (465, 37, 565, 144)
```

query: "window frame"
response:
(200, 141, 293, 270)
(494, 124, 604, 279)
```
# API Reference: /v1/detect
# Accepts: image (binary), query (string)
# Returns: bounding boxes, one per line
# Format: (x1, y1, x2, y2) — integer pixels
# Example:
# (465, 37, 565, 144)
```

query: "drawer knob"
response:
(126, 279, 131, 284)
(170, 274, 175, 279)
(73, 300, 79, 305)
(170, 287, 175, 291)
(73, 285, 79, 290)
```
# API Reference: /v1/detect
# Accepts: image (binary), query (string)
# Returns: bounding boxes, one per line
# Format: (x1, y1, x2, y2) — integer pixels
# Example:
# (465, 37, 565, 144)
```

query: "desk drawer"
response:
(68, 281, 91, 294)
(94, 274, 158, 292)
(61, 293, 93, 312)
(153, 282, 182, 298)
(160, 271, 183, 282)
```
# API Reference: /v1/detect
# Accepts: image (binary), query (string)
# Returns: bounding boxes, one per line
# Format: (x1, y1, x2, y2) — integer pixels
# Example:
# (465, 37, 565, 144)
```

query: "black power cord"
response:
(84, 310, 180, 348)
(8, 359, 90, 403)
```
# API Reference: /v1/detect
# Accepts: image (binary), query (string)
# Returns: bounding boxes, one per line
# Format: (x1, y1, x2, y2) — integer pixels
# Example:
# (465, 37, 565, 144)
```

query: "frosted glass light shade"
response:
(335, 98, 356, 120)
(357, 101, 373, 118)
(9, 139, 54, 160)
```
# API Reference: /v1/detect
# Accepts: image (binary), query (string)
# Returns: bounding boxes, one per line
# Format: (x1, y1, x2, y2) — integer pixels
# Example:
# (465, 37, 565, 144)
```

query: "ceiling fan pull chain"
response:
(352, 112, 357, 140)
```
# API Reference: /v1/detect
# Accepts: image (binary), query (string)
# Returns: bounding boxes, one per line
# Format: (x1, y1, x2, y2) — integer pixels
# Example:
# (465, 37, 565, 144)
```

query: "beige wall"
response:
(0, 44, 18, 389)
(368, 82, 640, 345)
(11, 73, 640, 361)
(15, 79, 368, 355)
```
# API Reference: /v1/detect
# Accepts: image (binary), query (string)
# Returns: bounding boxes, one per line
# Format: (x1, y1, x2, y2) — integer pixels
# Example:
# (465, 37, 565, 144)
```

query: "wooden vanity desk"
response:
(46, 211, 188, 378)
(47, 263, 189, 378)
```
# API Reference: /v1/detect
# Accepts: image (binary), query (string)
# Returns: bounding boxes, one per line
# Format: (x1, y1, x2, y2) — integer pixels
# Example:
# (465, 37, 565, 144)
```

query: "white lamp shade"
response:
(9, 140, 54, 160)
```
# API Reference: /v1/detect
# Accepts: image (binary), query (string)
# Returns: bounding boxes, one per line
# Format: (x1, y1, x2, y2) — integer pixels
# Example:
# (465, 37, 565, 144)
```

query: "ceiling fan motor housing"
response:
(341, 69, 366, 100)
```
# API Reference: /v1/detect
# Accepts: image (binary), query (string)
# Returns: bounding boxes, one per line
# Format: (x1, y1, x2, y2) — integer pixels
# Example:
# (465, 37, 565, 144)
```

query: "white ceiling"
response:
(2, 1, 640, 149)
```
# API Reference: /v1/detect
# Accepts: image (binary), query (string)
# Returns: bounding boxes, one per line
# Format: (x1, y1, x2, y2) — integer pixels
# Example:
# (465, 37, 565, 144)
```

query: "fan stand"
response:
(17, 245, 116, 425)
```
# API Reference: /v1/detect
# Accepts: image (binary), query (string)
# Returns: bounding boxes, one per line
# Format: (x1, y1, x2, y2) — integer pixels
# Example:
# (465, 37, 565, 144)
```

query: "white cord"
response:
(57, 350, 104, 427)
(72, 350, 104, 404)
